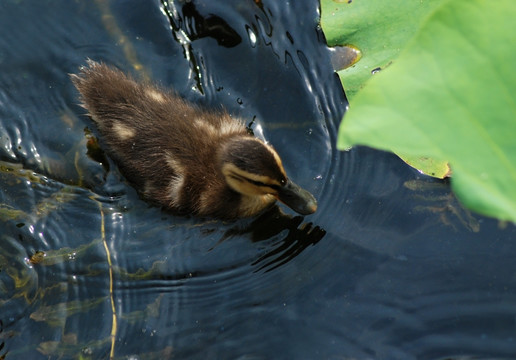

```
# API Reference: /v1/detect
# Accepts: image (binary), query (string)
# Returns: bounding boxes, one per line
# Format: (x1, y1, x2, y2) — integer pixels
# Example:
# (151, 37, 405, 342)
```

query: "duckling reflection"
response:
(219, 206, 326, 272)
(71, 60, 317, 220)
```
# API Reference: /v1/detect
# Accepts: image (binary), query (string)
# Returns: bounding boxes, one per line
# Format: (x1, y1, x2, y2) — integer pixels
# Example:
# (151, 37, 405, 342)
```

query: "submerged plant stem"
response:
(99, 203, 117, 359)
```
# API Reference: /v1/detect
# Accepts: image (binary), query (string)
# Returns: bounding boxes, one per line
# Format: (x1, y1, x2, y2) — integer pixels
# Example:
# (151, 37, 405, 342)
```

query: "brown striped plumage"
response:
(71, 60, 317, 219)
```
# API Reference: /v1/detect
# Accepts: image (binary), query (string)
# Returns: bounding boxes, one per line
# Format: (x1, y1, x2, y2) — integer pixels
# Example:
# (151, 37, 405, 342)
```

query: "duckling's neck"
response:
(236, 193, 276, 217)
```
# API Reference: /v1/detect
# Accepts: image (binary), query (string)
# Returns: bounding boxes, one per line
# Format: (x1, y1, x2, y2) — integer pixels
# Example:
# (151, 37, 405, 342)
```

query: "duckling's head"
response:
(219, 136, 317, 216)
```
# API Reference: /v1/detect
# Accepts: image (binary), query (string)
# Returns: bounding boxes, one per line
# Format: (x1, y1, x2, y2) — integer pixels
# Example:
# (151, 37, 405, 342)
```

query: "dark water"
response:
(1, 1, 515, 359)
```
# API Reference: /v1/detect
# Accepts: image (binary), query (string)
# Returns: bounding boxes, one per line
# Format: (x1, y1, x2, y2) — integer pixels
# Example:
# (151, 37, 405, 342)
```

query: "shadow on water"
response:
(162, 0, 242, 48)
(219, 206, 326, 273)
(159, 0, 243, 94)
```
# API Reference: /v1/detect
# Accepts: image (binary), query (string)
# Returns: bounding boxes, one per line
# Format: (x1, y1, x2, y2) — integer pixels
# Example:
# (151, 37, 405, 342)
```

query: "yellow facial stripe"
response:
(222, 163, 281, 196)
(222, 163, 281, 187)
(238, 137, 286, 179)
(264, 143, 287, 179)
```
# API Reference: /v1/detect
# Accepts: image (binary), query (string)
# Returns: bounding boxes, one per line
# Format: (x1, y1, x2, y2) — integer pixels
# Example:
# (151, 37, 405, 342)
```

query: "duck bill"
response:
(276, 179, 317, 215)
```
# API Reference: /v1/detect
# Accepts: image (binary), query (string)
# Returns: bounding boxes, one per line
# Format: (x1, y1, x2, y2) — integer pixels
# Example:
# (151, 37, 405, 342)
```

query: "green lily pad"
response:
(321, 0, 446, 100)
(400, 155, 451, 179)
(337, 0, 516, 222)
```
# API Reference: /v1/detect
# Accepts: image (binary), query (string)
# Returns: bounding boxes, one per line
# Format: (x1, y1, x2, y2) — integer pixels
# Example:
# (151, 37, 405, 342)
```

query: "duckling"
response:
(71, 60, 317, 219)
